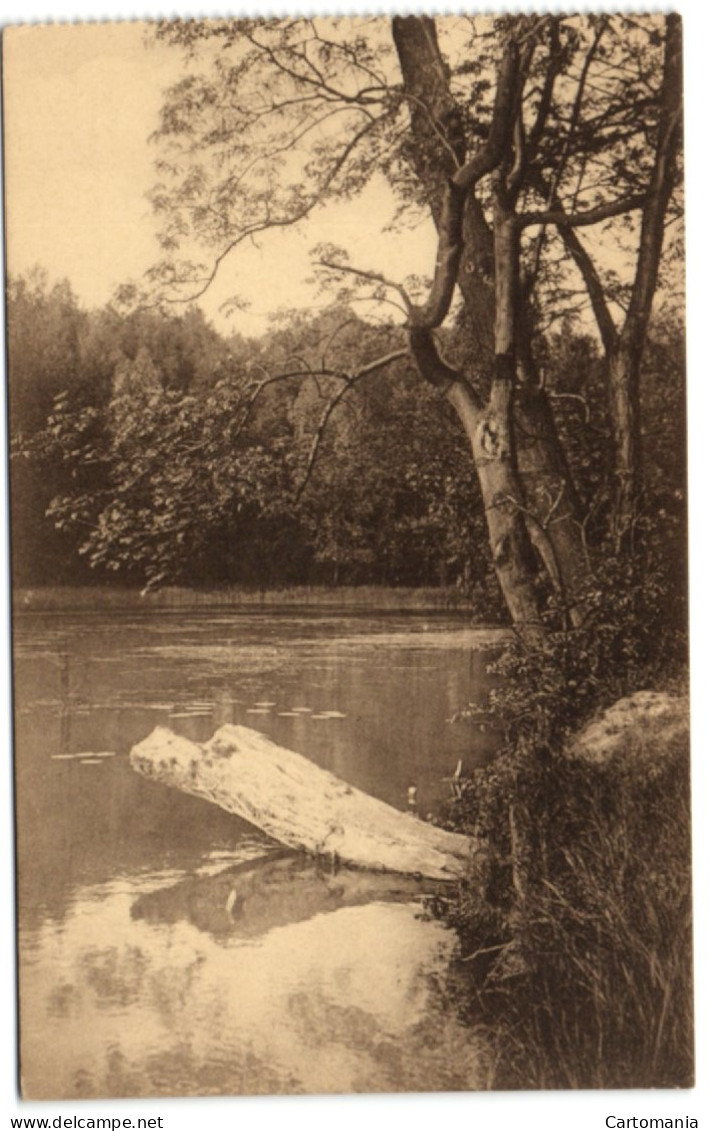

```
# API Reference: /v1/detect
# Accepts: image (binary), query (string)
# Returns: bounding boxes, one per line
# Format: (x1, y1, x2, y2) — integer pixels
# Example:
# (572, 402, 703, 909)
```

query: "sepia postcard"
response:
(2, 7, 695, 1110)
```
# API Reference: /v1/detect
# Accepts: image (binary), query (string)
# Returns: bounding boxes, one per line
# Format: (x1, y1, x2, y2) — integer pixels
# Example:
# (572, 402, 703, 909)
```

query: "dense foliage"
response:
(9, 274, 496, 597)
(9, 269, 685, 615)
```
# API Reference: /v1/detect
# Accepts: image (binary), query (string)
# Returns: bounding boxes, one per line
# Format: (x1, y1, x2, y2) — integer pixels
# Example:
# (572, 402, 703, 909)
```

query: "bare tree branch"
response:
(558, 226, 618, 354)
(528, 169, 619, 353)
(624, 29, 682, 341)
(317, 259, 414, 316)
(549, 18, 609, 200)
(294, 348, 409, 501)
(526, 18, 561, 161)
(519, 193, 646, 230)
(414, 183, 467, 329)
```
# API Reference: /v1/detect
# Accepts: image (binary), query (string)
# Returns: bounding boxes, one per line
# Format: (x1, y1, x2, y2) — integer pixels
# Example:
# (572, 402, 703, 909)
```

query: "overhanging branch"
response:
(158, 113, 387, 306)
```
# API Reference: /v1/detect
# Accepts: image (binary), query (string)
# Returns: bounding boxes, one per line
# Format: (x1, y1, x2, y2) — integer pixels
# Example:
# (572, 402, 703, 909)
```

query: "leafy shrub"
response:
(459, 528, 688, 755)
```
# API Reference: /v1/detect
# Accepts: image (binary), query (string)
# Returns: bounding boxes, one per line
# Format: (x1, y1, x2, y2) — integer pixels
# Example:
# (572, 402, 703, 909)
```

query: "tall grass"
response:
(12, 584, 479, 614)
(436, 719, 693, 1089)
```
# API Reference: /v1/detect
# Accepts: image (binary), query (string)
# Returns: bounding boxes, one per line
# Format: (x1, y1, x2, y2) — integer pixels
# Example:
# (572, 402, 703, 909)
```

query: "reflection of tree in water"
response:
(81, 944, 152, 1010)
(284, 979, 486, 1094)
(76, 1026, 303, 1100)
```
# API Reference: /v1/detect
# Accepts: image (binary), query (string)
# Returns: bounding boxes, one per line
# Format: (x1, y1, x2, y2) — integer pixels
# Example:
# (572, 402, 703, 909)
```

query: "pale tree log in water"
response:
(130, 724, 472, 881)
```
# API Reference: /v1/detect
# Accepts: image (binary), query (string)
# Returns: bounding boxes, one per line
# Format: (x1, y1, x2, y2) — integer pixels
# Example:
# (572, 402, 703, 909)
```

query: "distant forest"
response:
(7, 268, 684, 611)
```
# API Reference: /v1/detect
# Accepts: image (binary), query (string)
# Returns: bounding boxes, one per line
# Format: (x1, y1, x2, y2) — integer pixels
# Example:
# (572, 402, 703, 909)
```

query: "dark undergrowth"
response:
(433, 551, 693, 1090)
(434, 725, 692, 1089)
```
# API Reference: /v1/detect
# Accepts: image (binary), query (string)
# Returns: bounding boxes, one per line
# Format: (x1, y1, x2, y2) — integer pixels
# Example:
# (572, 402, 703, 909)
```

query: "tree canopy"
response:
(10, 15, 685, 646)
(138, 14, 683, 628)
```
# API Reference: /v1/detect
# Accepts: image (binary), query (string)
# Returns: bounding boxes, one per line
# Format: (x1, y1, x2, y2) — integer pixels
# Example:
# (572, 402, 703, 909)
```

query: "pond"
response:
(13, 607, 505, 1098)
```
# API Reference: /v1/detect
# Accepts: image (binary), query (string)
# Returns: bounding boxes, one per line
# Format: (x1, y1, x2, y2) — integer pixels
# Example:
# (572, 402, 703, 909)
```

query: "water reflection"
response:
(131, 853, 438, 941)
(21, 881, 486, 1098)
(15, 609, 499, 1097)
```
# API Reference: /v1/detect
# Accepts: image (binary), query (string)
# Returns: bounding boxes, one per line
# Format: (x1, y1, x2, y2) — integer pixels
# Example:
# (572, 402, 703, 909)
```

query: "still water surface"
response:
(14, 608, 503, 1098)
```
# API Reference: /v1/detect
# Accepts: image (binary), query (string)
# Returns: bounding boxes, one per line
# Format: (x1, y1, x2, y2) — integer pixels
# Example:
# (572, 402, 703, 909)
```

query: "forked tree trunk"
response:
(392, 14, 591, 630)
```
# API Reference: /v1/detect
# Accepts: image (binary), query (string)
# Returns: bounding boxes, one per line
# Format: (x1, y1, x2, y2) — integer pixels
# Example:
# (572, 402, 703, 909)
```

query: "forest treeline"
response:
(7, 267, 684, 616)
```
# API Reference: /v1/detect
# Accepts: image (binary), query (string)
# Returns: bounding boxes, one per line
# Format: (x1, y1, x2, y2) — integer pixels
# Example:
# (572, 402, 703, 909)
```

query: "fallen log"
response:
(130, 724, 471, 881)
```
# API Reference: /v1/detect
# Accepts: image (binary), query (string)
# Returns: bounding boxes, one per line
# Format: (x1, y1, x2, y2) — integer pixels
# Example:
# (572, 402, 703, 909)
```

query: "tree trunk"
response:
(514, 382, 591, 623)
(130, 724, 472, 881)
(609, 18, 681, 547)
(446, 382, 542, 637)
(454, 183, 591, 621)
(408, 328, 543, 636)
(392, 14, 590, 632)
(608, 338, 642, 552)
(554, 16, 682, 550)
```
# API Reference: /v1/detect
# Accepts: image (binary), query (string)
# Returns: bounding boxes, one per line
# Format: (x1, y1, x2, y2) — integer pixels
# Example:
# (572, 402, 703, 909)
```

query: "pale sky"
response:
(3, 20, 438, 336)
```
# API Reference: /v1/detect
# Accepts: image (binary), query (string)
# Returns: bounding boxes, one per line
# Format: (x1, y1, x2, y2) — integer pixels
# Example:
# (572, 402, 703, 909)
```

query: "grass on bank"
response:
(436, 711, 693, 1090)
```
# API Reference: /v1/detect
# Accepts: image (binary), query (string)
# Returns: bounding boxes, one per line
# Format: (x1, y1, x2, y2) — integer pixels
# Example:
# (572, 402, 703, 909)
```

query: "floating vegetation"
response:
(51, 751, 116, 761)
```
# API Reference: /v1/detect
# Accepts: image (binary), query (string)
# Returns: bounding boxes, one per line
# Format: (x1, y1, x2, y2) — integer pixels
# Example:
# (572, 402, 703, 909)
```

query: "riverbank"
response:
(12, 584, 481, 616)
(13, 583, 488, 619)
(437, 687, 693, 1090)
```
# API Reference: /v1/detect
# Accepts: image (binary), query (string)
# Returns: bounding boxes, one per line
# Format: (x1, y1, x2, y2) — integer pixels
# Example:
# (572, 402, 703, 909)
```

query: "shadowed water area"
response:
(13, 607, 504, 1098)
